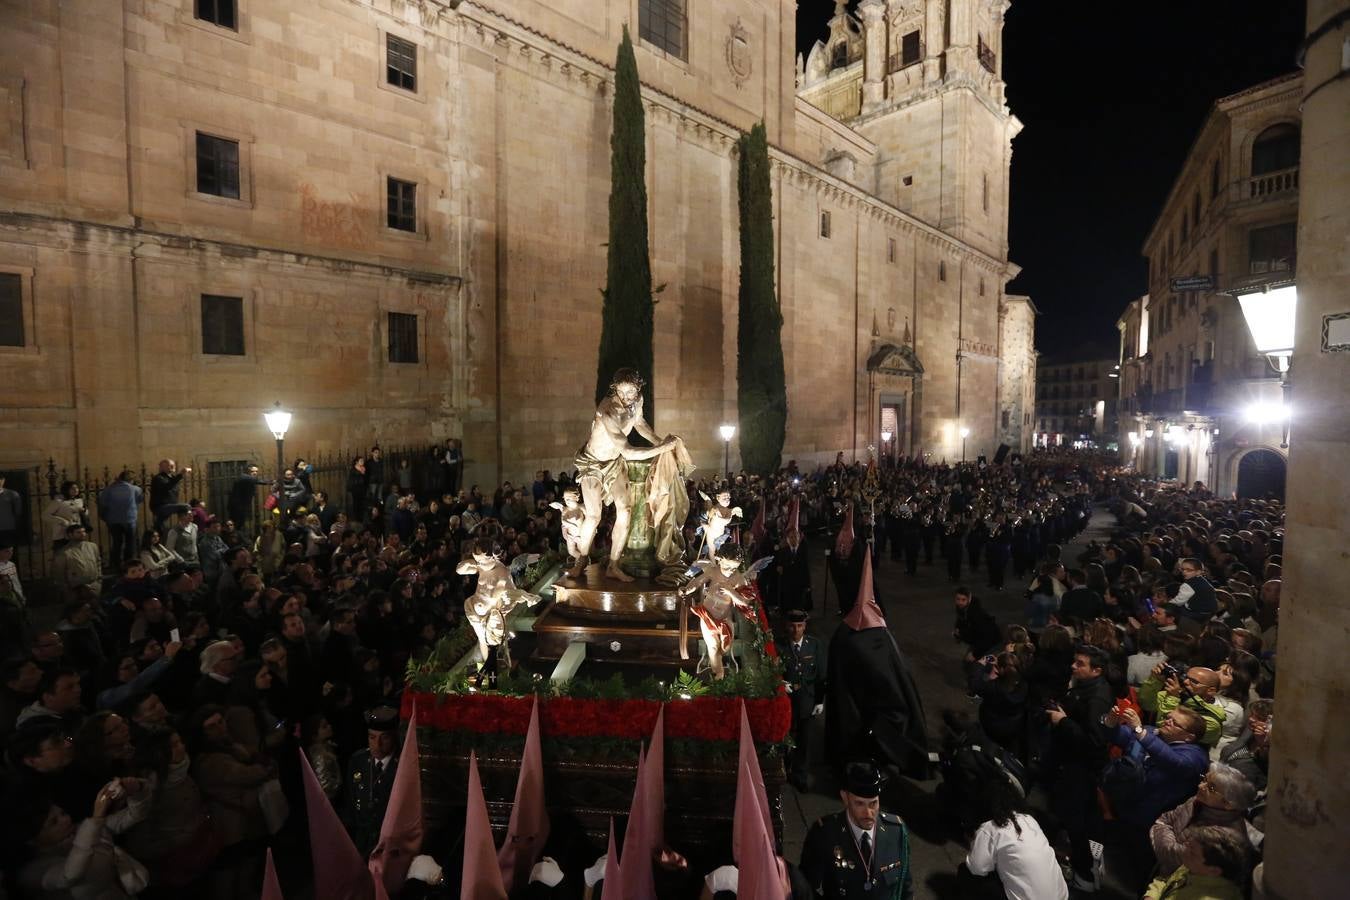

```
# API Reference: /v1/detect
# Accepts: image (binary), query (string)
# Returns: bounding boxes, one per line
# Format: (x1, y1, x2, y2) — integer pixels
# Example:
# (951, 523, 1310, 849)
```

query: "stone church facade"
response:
(0, 0, 1034, 486)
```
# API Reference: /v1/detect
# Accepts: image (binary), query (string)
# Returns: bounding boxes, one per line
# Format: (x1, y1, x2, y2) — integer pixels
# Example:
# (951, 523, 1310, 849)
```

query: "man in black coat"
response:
(1044, 645, 1116, 891)
(227, 465, 265, 539)
(953, 587, 1001, 661)
(783, 608, 824, 788)
(1059, 568, 1104, 623)
(772, 530, 812, 614)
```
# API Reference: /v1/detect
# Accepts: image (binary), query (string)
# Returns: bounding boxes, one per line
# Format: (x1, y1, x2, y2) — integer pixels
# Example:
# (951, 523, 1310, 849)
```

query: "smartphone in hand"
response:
(170, 627, 181, 643)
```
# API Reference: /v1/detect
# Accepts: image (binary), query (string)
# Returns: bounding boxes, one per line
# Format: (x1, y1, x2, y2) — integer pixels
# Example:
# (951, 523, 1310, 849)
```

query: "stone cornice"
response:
(0, 212, 460, 285)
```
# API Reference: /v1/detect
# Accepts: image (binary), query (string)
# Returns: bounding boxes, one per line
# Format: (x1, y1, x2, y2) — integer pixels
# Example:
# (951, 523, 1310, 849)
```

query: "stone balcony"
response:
(1247, 166, 1299, 200)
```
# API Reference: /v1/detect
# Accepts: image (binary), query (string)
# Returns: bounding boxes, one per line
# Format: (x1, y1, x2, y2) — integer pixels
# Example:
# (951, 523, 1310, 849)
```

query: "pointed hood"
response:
(843, 548, 887, 631)
(369, 710, 423, 898)
(834, 503, 855, 558)
(460, 751, 508, 900)
(498, 696, 550, 893)
(262, 848, 285, 900)
(734, 760, 784, 900)
(749, 500, 766, 547)
(619, 747, 656, 898)
(302, 744, 375, 900)
(600, 818, 623, 900)
(642, 705, 665, 848)
(732, 701, 772, 864)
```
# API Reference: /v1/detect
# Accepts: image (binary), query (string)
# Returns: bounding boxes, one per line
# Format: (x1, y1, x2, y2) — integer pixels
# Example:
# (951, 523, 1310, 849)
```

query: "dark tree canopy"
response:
(595, 26, 656, 422)
(736, 122, 787, 475)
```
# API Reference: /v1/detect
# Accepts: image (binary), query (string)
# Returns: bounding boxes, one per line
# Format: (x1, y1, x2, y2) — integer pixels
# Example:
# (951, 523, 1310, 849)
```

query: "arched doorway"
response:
(1236, 449, 1287, 501)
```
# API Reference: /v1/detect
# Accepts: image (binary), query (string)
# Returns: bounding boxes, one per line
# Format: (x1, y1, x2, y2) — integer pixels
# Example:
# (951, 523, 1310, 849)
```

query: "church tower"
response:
(859, 0, 1018, 261)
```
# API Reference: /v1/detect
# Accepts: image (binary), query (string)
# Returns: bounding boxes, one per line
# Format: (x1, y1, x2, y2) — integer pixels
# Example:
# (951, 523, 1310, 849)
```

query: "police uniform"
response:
(800, 765, 913, 899)
(783, 610, 823, 785)
(341, 706, 400, 856)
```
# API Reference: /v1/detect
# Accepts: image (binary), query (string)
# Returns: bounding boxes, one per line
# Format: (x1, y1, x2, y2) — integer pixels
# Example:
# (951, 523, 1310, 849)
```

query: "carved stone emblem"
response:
(726, 20, 752, 86)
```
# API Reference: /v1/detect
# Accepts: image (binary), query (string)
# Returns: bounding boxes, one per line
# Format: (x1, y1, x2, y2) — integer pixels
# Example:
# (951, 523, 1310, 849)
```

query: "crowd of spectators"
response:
(0, 442, 1285, 899)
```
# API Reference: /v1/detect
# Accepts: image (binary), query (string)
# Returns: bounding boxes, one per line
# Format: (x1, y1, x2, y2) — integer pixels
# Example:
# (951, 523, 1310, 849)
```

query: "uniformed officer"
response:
(800, 763, 913, 898)
(783, 608, 824, 789)
(341, 705, 400, 856)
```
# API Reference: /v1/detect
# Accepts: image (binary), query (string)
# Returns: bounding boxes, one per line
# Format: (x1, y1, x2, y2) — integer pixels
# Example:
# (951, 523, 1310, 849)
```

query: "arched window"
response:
(1251, 124, 1299, 176)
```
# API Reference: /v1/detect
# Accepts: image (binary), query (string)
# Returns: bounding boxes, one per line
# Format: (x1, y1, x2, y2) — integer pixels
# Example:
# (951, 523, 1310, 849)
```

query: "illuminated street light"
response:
(719, 424, 735, 479)
(1245, 402, 1291, 426)
(1232, 281, 1297, 448)
(263, 402, 292, 481)
(959, 426, 970, 462)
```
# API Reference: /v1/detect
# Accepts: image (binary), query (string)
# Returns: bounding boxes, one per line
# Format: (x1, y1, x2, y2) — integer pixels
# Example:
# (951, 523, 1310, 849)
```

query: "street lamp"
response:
(719, 423, 735, 479)
(263, 402, 292, 481)
(880, 429, 892, 465)
(959, 426, 971, 463)
(1233, 282, 1297, 447)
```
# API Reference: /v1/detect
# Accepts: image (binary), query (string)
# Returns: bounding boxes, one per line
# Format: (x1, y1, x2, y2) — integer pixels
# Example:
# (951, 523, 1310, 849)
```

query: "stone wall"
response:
(0, 0, 1028, 490)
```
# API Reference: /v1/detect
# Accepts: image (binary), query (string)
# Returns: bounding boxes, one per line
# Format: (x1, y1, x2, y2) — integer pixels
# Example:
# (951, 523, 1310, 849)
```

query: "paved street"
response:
(782, 505, 1129, 899)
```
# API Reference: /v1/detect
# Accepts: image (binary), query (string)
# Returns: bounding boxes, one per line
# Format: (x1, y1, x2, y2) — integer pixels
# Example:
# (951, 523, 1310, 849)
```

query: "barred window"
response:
(196, 132, 240, 199)
(0, 273, 23, 347)
(386, 34, 417, 92)
(1248, 222, 1296, 275)
(201, 295, 245, 356)
(901, 30, 921, 66)
(639, 0, 686, 60)
(388, 312, 419, 364)
(386, 177, 417, 233)
(819, 211, 831, 239)
(195, 0, 236, 30)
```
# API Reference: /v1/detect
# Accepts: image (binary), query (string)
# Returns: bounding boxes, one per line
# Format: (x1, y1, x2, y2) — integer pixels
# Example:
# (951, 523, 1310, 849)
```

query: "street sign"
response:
(1170, 275, 1215, 292)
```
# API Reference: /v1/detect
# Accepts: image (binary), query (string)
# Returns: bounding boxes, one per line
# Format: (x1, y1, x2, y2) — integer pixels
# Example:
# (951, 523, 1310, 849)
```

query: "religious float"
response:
(402, 370, 791, 866)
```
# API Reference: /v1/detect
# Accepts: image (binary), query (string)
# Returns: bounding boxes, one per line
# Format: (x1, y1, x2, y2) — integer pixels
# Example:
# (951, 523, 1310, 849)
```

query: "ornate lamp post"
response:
(263, 402, 292, 482)
(1233, 282, 1297, 448)
(959, 426, 970, 463)
(719, 424, 735, 480)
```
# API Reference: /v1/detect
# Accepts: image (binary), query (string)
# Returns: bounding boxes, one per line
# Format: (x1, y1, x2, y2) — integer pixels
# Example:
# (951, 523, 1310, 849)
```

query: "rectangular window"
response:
(982, 173, 989, 212)
(195, 132, 240, 199)
(0, 273, 23, 347)
(887, 237, 896, 263)
(386, 34, 417, 92)
(979, 276, 985, 297)
(1181, 211, 1189, 243)
(890, 30, 922, 71)
(1192, 192, 1201, 230)
(201, 294, 245, 356)
(1209, 248, 1219, 284)
(386, 177, 417, 232)
(1001, 410, 1011, 429)
(1210, 158, 1221, 203)
(819, 210, 831, 239)
(639, 0, 686, 60)
(194, 0, 236, 30)
(1248, 222, 1296, 274)
(387, 312, 419, 364)
(939, 260, 946, 282)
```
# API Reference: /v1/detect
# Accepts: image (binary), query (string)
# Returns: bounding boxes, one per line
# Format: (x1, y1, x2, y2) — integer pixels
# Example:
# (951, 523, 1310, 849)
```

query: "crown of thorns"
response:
(609, 368, 646, 392)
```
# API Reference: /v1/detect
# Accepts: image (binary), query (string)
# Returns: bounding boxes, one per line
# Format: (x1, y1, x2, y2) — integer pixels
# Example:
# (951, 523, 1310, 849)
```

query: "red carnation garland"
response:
(401, 691, 791, 744)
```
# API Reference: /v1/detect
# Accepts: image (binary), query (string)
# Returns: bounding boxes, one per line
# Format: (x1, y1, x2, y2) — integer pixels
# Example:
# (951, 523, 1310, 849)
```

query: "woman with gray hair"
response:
(1150, 762, 1259, 874)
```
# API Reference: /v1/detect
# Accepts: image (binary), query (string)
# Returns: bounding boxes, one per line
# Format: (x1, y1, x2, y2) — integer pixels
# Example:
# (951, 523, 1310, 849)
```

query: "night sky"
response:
(794, 0, 1308, 354)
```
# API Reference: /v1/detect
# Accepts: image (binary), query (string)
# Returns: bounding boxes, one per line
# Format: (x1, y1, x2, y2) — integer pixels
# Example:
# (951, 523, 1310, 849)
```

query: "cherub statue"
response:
(695, 488, 742, 558)
(455, 538, 540, 673)
(678, 549, 771, 679)
(549, 487, 587, 576)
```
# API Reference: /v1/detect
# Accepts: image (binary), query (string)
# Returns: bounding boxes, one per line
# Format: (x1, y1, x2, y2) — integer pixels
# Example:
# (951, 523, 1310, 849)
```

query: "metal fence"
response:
(3, 443, 444, 593)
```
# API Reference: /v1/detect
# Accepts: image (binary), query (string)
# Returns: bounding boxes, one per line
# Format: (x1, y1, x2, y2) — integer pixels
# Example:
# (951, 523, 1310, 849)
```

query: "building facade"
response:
(1115, 73, 1300, 498)
(1033, 355, 1117, 447)
(0, 0, 1034, 492)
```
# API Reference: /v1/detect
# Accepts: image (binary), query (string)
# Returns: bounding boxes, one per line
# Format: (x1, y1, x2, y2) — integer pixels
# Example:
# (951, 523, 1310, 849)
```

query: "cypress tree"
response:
(595, 26, 655, 420)
(736, 122, 787, 475)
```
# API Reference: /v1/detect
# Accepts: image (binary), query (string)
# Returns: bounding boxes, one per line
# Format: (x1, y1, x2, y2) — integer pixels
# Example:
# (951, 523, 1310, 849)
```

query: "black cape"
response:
(824, 622, 931, 780)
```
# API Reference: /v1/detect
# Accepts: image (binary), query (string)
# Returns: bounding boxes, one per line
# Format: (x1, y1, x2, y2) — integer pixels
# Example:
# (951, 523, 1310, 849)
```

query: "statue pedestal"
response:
(534, 569, 692, 665)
